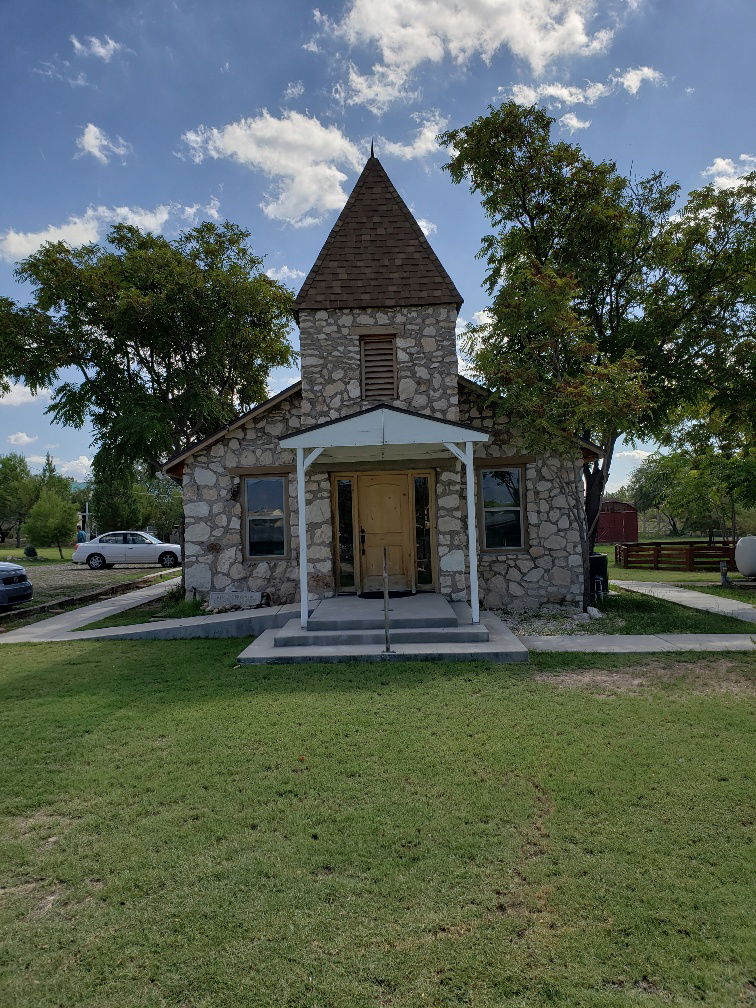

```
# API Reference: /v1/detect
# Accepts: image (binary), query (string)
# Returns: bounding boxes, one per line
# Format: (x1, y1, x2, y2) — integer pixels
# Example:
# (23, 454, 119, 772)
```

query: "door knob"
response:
(359, 526, 366, 555)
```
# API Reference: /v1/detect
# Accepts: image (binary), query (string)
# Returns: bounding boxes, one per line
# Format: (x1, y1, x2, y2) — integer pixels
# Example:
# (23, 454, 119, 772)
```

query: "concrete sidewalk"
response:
(524, 632, 756, 653)
(613, 581, 756, 624)
(0, 579, 178, 643)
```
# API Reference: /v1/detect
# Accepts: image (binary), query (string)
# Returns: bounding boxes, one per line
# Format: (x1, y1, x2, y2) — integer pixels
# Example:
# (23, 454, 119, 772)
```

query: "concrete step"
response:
(238, 612, 528, 665)
(306, 593, 458, 631)
(273, 619, 489, 648)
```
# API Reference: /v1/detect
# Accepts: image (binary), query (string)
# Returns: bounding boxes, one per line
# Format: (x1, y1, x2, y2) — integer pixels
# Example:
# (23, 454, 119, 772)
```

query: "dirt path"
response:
(7, 563, 171, 609)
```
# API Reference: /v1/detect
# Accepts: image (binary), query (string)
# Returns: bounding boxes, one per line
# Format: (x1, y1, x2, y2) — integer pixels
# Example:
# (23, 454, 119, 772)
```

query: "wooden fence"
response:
(614, 540, 736, 572)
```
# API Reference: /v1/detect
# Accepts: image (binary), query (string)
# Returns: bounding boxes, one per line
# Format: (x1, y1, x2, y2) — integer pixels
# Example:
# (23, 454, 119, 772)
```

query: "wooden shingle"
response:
(294, 155, 463, 317)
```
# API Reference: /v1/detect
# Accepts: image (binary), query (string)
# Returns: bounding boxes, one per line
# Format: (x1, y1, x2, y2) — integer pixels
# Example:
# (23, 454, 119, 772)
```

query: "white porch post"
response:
(464, 441, 480, 624)
(444, 440, 481, 625)
(296, 447, 308, 628)
(296, 446, 325, 629)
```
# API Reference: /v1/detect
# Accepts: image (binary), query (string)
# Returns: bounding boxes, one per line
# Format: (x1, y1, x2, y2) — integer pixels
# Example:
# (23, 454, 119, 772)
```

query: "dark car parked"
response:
(0, 562, 33, 608)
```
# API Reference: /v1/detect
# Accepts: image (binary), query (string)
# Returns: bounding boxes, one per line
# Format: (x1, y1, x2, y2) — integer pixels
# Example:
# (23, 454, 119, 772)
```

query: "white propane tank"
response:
(734, 536, 756, 577)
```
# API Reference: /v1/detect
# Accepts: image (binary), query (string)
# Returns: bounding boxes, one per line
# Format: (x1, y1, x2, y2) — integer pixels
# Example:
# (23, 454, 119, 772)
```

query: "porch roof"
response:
(280, 404, 489, 462)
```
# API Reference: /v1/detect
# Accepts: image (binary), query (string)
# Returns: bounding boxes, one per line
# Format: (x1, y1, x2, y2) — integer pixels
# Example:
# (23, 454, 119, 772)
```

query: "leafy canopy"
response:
(1, 220, 296, 470)
(440, 101, 755, 543)
(23, 489, 79, 559)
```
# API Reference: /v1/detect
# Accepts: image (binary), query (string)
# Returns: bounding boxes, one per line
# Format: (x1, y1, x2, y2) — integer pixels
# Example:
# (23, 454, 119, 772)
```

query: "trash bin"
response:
(589, 552, 609, 600)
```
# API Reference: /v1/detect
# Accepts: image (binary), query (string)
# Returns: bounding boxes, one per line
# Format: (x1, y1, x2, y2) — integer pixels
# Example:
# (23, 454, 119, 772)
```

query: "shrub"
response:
(23, 545, 37, 559)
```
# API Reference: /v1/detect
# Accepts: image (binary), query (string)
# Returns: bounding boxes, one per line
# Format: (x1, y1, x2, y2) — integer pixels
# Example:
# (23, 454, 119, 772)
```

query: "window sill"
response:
(244, 555, 290, 562)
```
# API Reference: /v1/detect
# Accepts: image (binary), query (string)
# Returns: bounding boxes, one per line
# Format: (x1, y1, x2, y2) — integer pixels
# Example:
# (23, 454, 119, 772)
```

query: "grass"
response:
(0, 641, 753, 1007)
(76, 589, 205, 630)
(593, 588, 753, 634)
(684, 583, 756, 605)
(595, 544, 747, 585)
(0, 545, 70, 566)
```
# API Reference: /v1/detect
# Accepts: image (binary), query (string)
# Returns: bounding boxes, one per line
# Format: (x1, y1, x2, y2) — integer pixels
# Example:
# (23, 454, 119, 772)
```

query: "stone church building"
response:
(164, 154, 593, 625)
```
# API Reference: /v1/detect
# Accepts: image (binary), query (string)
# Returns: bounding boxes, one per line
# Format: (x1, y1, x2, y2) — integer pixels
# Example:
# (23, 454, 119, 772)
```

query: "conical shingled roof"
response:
(294, 155, 463, 317)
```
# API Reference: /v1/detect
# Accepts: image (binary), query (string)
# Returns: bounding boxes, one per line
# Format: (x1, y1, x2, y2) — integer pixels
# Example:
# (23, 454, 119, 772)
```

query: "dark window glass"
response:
(336, 479, 354, 588)
(245, 477, 286, 556)
(414, 475, 433, 585)
(481, 469, 523, 549)
(481, 469, 520, 508)
(126, 533, 148, 544)
(100, 533, 122, 544)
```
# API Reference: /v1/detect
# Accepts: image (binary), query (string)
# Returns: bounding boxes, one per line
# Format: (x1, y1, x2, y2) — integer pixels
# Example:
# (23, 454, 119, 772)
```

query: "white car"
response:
(72, 531, 182, 570)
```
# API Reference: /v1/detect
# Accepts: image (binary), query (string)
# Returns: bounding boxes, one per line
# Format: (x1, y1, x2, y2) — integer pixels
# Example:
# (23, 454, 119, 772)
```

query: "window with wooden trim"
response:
(244, 476, 288, 558)
(360, 334, 397, 401)
(479, 468, 524, 549)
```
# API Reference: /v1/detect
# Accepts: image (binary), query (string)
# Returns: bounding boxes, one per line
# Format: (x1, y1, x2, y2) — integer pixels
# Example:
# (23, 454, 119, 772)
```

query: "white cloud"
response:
(75, 123, 132, 164)
(615, 449, 651, 460)
(266, 265, 305, 283)
(702, 154, 756, 191)
(472, 309, 495, 328)
(0, 203, 177, 261)
(59, 455, 94, 480)
(560, 111, 591, 132)
(283, 80, 305, 101)
(614, 65, 663, 95)
(7, 432, 38, 446)
(345, 63, 419, 114)
(0, 383, 51, 407)
(316, 0, 616, 111)
(28, 453, 93, 480)
(181, 196, 222, 223)
(70, 34, 122, 61)
(379, 110, 448, 160)
(506, 65, 664, 108)
(416, 218, 436, 237)
(34, 60, 89, 87)
(182, 110, 362, 227)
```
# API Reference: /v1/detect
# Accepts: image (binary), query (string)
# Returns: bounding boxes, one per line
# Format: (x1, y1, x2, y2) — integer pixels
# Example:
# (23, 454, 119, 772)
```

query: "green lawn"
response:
(596, 544, 746, 585)
(684, 583, 756, 605)
(594, 589, 752, 634)
(1, 641, 753, 1007)
(0, 545, 70, 565)
(76, 589, 204, 630)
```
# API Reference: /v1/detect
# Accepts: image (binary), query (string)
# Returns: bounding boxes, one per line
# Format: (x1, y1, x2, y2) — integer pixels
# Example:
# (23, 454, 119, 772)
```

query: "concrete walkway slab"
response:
(0, 579, 178, 643)
(613, 581, 756, 623)
(523, 632, 756, 653)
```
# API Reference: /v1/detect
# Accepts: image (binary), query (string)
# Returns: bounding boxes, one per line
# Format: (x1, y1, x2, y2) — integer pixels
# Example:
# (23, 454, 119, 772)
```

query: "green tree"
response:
(0, 453, 39, 545)
(90, 456, 142, 534)
(23, 488, 79, 559)
(38, 451, 74, 498)
(627, 453, 694, 535)
(134, 471, 183, 543)
(441, 102, 755, 547)
(1, 220, 296, 471)
(464, 264, 650, 607)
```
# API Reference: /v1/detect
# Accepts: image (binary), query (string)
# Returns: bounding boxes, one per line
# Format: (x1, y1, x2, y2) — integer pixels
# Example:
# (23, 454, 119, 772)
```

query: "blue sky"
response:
(1, 0, 754, 489)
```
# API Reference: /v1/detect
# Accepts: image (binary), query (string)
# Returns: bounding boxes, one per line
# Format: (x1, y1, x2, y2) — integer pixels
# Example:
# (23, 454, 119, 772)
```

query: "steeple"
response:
(294, 155, 463, 318)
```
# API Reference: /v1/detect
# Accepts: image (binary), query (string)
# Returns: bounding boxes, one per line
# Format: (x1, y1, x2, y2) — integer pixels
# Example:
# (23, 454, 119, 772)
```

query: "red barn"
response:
(596, 499, 638, 543)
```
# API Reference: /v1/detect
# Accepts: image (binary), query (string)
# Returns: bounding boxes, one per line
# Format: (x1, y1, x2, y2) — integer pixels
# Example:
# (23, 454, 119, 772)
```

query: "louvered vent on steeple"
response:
(360, 334, 397, 401)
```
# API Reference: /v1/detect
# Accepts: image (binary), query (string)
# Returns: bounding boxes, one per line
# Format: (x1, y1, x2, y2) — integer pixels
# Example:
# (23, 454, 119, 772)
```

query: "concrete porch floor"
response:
(237, 592, 529, 664)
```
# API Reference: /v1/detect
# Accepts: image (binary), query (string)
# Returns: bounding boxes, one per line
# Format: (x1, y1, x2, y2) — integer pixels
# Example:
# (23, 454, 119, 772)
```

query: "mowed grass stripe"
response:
(0, 641, 753, 1007)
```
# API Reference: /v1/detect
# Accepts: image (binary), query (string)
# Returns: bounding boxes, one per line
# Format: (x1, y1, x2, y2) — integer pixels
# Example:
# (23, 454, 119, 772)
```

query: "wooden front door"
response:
(357, 474, 413, 591)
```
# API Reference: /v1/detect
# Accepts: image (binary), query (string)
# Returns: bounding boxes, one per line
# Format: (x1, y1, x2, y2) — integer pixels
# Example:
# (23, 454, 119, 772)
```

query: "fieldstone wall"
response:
(458, 386, 586, 611)
(298, 305, 460, 423)
(182, 389, 335, 604)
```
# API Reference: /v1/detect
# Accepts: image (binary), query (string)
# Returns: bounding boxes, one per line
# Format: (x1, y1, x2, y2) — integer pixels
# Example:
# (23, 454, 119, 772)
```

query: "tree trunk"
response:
(56, 539, 63, 560)
(582, 434, 618, 554)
